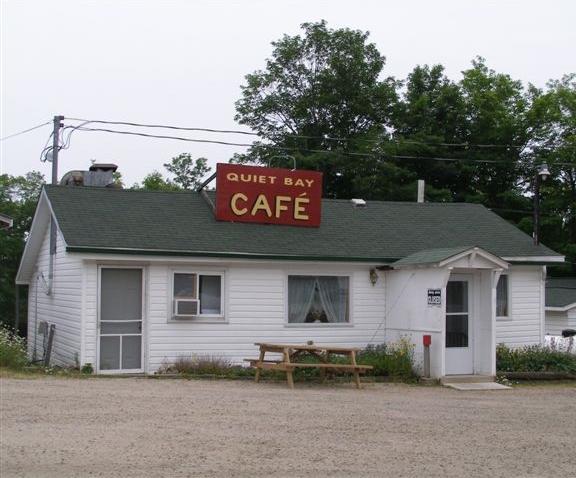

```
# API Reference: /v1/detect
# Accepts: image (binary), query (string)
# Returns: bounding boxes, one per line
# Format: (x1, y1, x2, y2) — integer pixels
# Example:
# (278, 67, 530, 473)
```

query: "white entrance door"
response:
(98, 268, 144, 373)
(445, 276, 473, 375)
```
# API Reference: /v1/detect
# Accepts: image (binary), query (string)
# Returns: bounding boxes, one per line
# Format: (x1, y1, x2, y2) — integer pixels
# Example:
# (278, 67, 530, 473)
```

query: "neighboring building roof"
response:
(0, 213, 13, 229)
(546, 278, 576, 310)
(40, 185, 562, 263)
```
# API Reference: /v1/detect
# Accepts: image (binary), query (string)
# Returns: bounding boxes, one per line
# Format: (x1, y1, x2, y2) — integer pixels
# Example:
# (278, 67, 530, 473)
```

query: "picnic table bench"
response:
(244, 342, 373, 389)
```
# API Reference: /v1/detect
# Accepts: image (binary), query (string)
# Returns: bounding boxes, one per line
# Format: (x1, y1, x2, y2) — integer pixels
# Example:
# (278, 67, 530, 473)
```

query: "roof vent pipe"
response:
(417, 180, 425, 203)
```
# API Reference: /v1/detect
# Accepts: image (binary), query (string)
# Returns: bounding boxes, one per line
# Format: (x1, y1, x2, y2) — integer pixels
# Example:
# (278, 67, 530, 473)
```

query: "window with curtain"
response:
(496, 275, 509, 318)
(288, 276, 349, 324)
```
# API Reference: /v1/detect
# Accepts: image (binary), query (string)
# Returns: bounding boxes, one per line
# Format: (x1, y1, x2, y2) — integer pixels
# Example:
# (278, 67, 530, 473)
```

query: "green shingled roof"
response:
(44, 185, 562, 263)
(392, 247, 476, 266)
(546, 278, 576, 308)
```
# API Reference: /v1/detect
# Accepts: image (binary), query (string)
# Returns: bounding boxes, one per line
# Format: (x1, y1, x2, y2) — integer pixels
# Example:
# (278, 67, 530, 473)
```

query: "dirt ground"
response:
(1, 377, 575, 478)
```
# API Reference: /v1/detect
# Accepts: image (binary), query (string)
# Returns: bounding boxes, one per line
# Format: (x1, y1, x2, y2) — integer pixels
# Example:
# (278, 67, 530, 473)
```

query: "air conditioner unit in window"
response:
(173, 299, 200, 318)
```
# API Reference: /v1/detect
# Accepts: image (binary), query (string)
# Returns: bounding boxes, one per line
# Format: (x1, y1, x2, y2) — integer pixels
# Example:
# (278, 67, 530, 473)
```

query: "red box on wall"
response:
(423, 335, 432, 347)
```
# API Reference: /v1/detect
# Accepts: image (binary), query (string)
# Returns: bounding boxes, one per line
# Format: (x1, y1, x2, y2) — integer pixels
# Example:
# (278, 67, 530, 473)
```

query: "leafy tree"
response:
(234, 20, 398, 197)
(459, 58, 530, 209)
(164, 154, 211, 190)
(0, 172, 45, 333)
(525, 74, 576, 273)
(135, 171, 180, 191)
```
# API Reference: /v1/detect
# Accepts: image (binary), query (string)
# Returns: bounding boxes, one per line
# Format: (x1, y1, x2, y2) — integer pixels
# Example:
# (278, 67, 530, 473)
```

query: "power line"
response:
(66, 118, 259, 137)
(65, 117, 574, 151)
(72, 125, 576, 167)
(1, 121, 51, 141)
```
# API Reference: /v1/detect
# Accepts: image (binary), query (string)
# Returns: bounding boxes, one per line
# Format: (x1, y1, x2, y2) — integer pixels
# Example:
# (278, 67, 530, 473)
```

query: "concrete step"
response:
(444, 382, 511, 391)
(440, 375, 494, 385)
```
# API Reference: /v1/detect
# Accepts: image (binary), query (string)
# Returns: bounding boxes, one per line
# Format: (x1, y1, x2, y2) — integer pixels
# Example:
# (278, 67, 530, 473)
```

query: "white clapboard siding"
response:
(27, 226, 83, 367)
(140, 263, 386, 372)
(545, 309, 576, 336)
(495, 266, 544, 347)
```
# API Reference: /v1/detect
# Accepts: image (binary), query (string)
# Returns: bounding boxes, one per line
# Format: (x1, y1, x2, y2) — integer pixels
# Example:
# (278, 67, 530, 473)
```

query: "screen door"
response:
(99, 268, 143, 372)
(445, 276, 473, 375)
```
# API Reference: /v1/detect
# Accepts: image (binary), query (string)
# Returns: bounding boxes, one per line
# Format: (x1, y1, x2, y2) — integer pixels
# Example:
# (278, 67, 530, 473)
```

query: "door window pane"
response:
(101, 321, 141, 335)
(199, 275, 221, 314)
(122, 336, 142, 369)
(446, 314, 468, 347)
(446, 281, 468, 313)
(100, 336, 120, 370)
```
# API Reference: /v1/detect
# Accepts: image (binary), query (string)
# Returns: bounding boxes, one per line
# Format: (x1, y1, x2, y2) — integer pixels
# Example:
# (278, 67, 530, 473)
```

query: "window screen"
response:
(199, 275, 222, 315)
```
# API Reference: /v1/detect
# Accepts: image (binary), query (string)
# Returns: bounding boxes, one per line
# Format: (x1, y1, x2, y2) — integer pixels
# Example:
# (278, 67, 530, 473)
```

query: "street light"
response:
(533, 162, 550, 245)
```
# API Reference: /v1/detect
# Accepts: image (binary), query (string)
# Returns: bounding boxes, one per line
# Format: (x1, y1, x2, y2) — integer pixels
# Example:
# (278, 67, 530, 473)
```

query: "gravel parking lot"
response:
(1, 377, 574, 477)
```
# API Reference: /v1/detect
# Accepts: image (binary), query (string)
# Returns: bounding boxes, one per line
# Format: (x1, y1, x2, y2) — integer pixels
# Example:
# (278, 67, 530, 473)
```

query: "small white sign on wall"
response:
(427, 289, 442, 306)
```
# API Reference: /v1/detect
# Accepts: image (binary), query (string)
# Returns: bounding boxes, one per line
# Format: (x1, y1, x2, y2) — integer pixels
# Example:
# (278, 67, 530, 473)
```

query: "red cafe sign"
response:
(215, 163, 323, 227)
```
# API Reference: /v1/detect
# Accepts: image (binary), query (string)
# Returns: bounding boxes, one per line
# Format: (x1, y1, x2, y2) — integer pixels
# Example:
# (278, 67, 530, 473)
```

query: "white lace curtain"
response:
(288, 276, 348, 323)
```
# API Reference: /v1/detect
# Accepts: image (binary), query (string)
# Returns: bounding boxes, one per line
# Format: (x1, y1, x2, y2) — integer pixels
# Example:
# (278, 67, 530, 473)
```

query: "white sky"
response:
(1, 0, 575, 186)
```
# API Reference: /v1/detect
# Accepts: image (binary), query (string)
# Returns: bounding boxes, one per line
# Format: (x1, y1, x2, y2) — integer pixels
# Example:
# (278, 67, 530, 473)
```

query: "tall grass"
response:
(0, 325, 28, 370)
(159, 354, 253, 377)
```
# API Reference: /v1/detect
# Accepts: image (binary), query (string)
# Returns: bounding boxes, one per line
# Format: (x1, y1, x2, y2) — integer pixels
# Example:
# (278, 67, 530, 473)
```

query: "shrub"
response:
(0, 325, 28, 370)
(496, 343, 576, 374)
(357, 337, 418, 380)
(81, 363, 94, 374)
(159, 354, 254, 378)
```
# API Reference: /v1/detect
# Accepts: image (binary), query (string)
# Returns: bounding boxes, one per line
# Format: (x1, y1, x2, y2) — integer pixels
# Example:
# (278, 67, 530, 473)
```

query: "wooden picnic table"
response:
(244, 342, 372, 389)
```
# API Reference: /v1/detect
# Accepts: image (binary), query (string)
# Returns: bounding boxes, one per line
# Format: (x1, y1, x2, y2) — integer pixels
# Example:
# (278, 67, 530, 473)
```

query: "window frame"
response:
(284, 272, 353, 327)
(495, 274, 511, 321)
(169, 269, 226, 322)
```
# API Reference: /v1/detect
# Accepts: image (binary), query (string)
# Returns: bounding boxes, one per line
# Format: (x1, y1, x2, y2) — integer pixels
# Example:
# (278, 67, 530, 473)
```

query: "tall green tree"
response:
(0, 172, 45, 333)
(135, 171, 180, 191)
(135, 154, 212, 191)
(525, 74, 576, 273)
(234, 20, 399, 198)
(164, 154, 211, 190)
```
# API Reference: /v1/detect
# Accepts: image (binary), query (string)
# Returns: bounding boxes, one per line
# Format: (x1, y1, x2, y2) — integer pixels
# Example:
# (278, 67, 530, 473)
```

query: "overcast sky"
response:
(1, 0, 575, 186)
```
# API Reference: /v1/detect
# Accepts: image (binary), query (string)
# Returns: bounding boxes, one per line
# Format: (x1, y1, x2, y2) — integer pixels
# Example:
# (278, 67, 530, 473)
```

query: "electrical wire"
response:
(72, 125, 576, 167)
(1, 121, 51, 141)
(65, 117, 574, 151)
(66, 117, 259, 137)
(39, 132, 54, 163)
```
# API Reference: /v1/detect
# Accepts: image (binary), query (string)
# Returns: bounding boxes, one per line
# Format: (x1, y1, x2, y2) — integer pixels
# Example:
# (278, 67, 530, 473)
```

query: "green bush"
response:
(0, 325, 28, 370)
(357, 337, 418, 380)
(496, 343, 576, 374)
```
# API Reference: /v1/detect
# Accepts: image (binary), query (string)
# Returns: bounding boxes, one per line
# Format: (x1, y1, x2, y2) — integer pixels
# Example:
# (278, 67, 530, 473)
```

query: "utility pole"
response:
(533, 163, 550, 246)
(48, 115, 64, 295)
(51, 115, 64, 185)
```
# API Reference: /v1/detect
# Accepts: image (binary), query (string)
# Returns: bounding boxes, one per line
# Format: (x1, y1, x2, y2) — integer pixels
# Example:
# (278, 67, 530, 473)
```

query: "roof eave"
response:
(16, 190, 51, 284)
(65, 245, 398, 264)
(502, 255, 565, 265)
